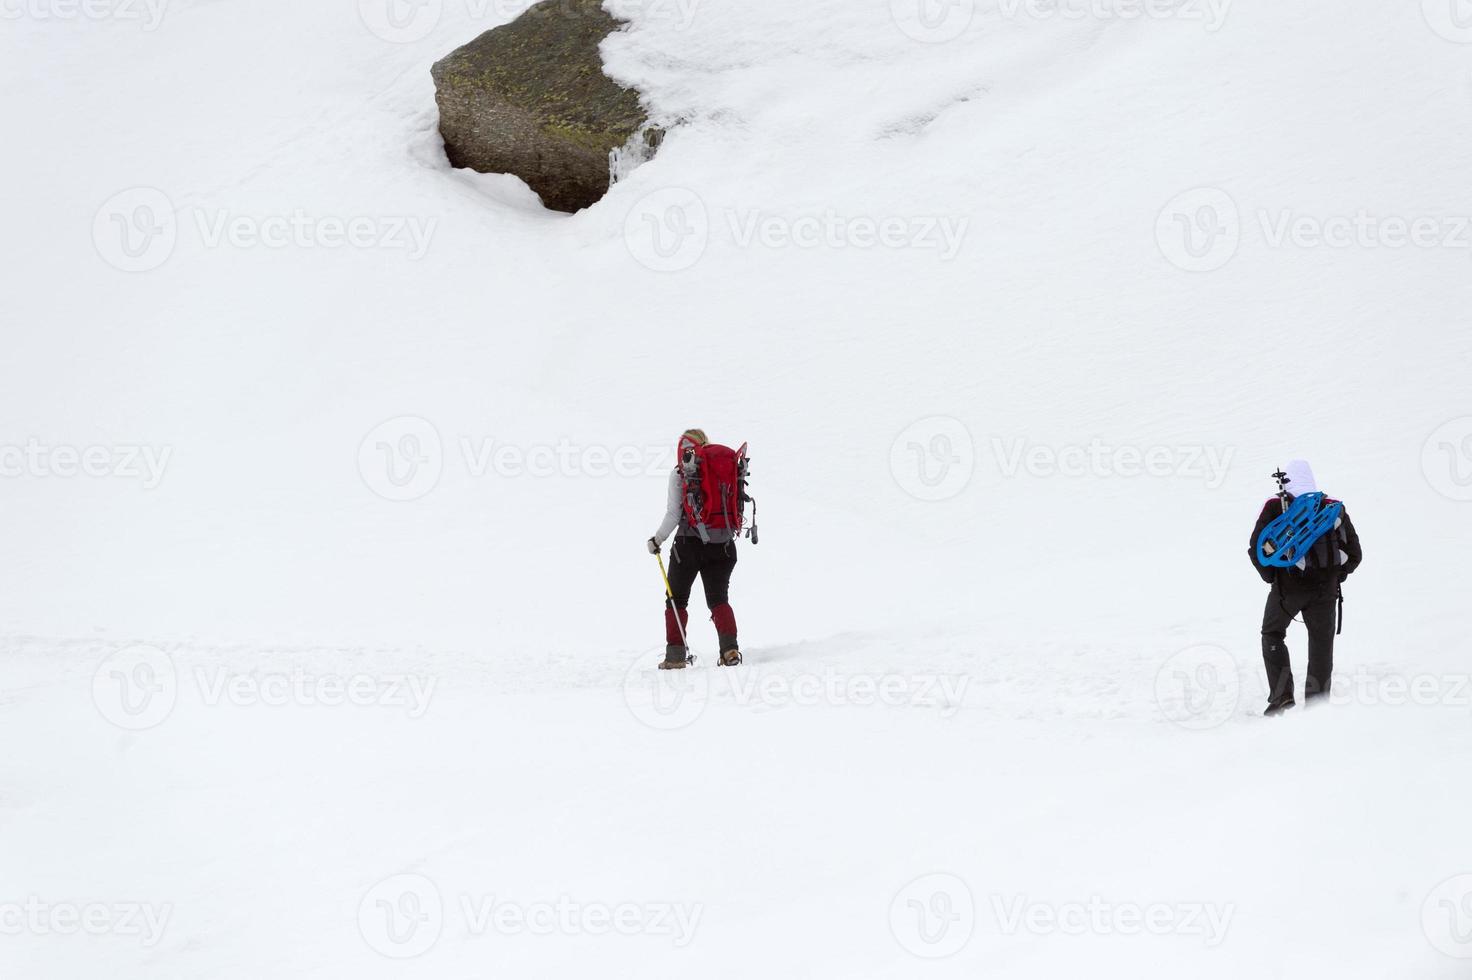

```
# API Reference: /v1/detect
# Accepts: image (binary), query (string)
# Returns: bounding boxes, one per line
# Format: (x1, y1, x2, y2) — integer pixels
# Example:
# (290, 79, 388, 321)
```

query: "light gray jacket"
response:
(653, 468, 685, 545)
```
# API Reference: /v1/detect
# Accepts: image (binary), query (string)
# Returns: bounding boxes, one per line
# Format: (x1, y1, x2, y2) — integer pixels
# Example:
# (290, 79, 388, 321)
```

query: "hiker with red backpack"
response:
(1248, 459, 1363, 715)
(646, 429, 757, 670)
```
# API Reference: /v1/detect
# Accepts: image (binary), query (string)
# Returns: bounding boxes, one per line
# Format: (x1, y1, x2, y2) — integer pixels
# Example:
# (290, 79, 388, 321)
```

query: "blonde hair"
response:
(682, 428, 708, 446)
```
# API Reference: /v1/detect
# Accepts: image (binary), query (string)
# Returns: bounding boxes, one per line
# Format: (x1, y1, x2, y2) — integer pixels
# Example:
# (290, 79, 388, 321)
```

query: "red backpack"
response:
(679, 436, 758, 545)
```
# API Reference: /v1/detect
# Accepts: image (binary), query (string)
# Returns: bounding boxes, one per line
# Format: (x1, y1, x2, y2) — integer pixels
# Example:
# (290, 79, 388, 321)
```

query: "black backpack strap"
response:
(1326, 500, 1344, 635)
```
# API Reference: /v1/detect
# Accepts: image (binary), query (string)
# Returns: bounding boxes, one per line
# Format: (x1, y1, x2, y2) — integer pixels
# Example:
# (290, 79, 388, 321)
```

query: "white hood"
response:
(1284, 458, 1319, 497)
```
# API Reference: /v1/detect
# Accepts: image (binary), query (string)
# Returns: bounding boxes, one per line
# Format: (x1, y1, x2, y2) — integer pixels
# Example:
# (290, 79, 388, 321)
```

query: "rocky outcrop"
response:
(431, 0, 652, 213)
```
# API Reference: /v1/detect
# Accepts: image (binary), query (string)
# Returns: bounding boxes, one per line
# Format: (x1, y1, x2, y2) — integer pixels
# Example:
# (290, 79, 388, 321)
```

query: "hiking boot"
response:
(659, 645, 689, 670)
(717, 635, 741, 666)
(1263, 699, 1296, 717)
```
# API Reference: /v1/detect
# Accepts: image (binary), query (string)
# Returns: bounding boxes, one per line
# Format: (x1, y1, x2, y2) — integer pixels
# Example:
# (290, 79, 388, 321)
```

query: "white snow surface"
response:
(3, 0, 1472, 977)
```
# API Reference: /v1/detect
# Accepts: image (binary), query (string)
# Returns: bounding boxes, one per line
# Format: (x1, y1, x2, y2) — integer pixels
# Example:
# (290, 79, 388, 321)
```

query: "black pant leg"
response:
(698, 542, 737, 610)
(1261, 584, 1305, 705)
(1302, 587, 1338, 700)
(666, 537, 701, 610)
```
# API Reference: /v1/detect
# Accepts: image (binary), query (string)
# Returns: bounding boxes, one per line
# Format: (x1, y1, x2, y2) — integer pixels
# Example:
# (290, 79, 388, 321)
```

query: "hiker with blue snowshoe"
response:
(646, 428, 758, 670)
(1248, 459, 1362, 716)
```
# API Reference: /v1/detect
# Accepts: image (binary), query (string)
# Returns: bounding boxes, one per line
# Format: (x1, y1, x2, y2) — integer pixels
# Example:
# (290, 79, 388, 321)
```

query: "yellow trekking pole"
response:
(655, 550, 690, 653)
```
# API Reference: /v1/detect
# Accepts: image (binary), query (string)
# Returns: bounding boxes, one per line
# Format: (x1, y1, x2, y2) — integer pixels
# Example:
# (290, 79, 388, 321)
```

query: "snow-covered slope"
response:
(3, 1, 1471, 976)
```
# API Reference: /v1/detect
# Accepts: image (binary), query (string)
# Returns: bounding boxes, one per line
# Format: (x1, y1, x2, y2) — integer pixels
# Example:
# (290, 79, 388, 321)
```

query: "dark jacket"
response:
(1248, 496, 1362, 587)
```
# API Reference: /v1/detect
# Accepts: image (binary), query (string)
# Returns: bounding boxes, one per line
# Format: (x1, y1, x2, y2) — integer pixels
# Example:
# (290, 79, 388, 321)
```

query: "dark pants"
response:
(664, 536, 738, 650)
(1261, 576, 1338, 705)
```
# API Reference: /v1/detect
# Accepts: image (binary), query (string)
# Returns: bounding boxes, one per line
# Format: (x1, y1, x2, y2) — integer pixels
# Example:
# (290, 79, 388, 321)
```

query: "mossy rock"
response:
(432, 0, 649, 213)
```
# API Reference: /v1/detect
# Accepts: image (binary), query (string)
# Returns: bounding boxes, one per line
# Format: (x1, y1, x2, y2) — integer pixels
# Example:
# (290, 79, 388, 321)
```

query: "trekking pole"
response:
(1272, 468, 1290, 514)
(1268, 468, 1289, 611)
(655, 551, 690, 652)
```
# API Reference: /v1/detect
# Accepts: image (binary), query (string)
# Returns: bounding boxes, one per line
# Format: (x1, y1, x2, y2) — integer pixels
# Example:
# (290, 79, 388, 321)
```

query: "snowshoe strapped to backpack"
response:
(1256, 491, 1344, 569)
(678, 436, 758, 545)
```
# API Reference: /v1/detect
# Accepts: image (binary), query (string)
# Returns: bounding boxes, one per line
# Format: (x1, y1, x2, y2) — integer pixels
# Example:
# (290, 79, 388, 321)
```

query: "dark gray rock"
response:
(431, 0, 652, 213)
